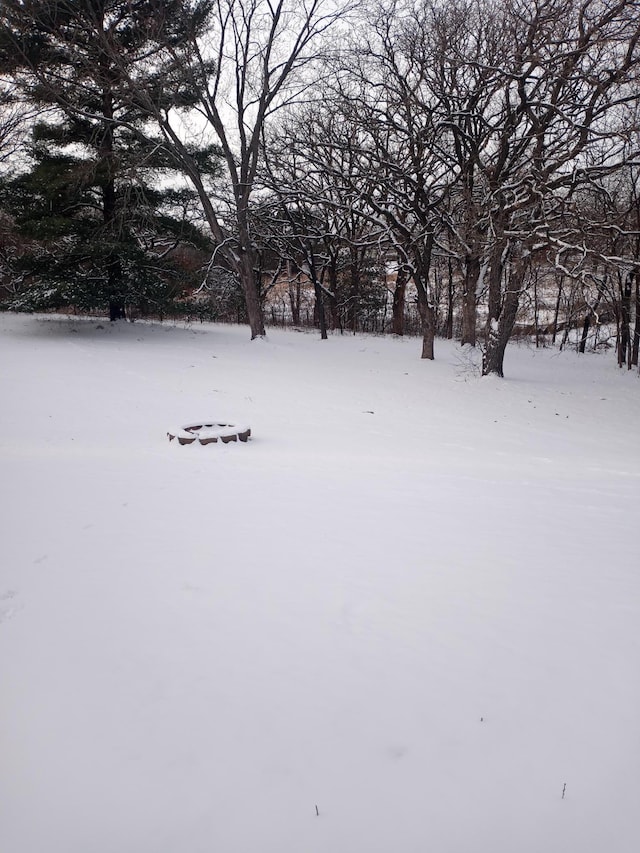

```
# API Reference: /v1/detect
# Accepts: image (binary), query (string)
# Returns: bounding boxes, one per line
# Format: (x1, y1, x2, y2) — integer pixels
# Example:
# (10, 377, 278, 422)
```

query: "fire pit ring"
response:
(168, 422, 251, 445)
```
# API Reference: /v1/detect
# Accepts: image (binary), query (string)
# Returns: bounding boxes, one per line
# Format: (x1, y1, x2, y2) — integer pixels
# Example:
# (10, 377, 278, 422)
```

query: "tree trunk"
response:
(618, 271, 632, 368)
(482, 285, 520, 377)
(328, 290, 340, 332)
(235, 202, 265, 338)
(579, 276, 607, 354)
(305, 243, 327, 340)
(533, 268, 540, 347)
(414, 234, 435, 359)
(106, 254, 126, 321)
(632, 273, 639, 367)
(326, 259, 341, 332)
(578, 313, 591, 354)
(420, 303, 436, 359)
(313, 281, 328, 340)
(287, 261, 301, 325)
(445, 257, 454, 340)
(461, 255, 479, 346)
(237, 247, 265, 339)
(391, 266, 407, 336)
(487, 241, 506, 325)
(109, 299, 125, 321)
(348, 250, 359, 333)
(552, 273, 564, 344)
(482, 253, 519, 378)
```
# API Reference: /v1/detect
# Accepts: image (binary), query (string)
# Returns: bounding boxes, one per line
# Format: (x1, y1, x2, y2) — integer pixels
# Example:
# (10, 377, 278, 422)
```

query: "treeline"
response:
(0, 0, 639, 376)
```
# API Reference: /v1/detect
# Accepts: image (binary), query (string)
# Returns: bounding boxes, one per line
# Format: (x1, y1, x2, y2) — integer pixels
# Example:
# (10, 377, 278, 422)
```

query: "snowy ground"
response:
(1, 312, 639, 853)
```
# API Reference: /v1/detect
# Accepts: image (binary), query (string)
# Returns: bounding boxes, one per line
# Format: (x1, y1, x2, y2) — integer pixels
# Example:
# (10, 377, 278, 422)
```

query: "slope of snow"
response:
(1, 314, 639, 853)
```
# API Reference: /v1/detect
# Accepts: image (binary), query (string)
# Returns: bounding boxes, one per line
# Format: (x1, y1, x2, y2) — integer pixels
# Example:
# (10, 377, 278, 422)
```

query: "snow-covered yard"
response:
(1, 313, 639, 853)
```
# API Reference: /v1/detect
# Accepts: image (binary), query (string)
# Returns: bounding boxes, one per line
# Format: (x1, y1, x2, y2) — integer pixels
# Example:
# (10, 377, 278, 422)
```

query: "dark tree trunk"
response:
(326, 258, 341, 332)
(618, 271, 632, 368)
(552, 274, 564, 344)
(482, 253, 519, 378)
(287, 261, 301, 325)
(482, 285, 520, 377)
(391, 266, 408, 336)
(313, 280, 328, 340)
(236, 245, 265, 339)
(632, 273, 640, 367)
(106, 255, 126, 321)
(579, 275, 605, 354)
(328, 290, 340, 332)
(578, 314, 591, 354)
(109, 299, 126, 321)
(420, 303, 436, 359)
(305, 243, 327, 340)
(461, 255, 479, 346)
(348, 250, 359, 333)
(288, 284, 301, 325)
(487, 241, 505, 324)
(414, 233, 435, 359)
(533, 268, 540, 347)
(445, 257, 454, 340)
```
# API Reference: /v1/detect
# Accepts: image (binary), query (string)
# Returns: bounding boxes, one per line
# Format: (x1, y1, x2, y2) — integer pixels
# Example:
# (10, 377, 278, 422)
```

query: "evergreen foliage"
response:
(0, 1, 220, 319)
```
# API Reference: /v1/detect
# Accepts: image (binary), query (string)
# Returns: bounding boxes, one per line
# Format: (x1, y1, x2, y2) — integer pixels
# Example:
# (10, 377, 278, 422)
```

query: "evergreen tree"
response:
(0, 1, 219, 319)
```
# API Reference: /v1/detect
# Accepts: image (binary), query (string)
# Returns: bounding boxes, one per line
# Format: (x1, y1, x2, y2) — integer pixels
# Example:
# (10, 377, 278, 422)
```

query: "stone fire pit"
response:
(168, 422, 251, 445)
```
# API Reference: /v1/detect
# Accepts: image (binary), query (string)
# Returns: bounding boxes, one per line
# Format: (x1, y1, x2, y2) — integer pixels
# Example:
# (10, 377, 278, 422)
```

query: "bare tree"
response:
(265, 0, 640, 369)
(118, 0, 352, 339)
(300, 7, 454, 358)
(260, 98, 390, 335)
(421, 0, 640, 375)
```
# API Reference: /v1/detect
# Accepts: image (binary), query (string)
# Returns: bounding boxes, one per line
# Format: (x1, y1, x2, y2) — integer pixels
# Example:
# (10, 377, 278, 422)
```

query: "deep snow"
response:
(1, 313, 639, 853)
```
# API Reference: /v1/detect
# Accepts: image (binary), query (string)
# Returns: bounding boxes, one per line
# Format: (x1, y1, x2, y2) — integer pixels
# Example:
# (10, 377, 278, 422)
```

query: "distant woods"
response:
(1, 0, 640, 375)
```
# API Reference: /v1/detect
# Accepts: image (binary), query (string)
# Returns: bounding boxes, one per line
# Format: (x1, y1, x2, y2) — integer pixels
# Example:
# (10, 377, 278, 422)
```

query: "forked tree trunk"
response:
(482, 286, 520, 377)
(482, 253, 519, 378)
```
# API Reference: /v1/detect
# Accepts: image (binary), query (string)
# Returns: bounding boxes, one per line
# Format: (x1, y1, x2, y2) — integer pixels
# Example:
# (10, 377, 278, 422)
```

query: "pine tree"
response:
(0, 1, 219, 319)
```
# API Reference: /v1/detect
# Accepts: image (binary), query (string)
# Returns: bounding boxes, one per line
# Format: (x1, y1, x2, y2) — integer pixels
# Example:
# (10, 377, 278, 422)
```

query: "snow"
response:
(167, 423, 251, 443)
(1, 313, 639, 853)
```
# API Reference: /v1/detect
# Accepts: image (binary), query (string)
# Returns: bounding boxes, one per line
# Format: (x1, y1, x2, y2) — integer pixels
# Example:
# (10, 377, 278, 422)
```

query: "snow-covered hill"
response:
(1, 313, 639, 853)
